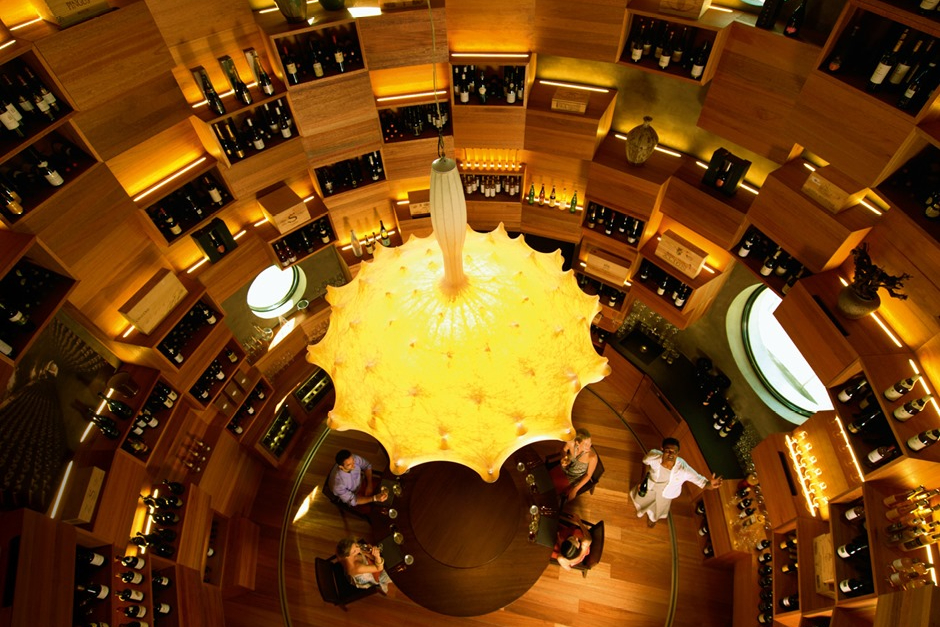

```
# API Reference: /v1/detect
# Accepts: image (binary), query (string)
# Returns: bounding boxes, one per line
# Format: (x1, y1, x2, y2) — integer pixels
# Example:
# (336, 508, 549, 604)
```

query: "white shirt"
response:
(643, 449, 708, 499)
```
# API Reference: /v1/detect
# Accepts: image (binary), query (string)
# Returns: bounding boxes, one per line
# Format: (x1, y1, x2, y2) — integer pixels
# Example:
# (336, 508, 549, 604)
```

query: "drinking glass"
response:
(388, 508, 398, 519)
(403, 554, 414, 566)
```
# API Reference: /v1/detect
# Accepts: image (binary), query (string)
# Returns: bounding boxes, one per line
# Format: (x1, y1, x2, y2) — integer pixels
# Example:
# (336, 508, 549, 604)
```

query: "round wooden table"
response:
(371, 448, 558, 616)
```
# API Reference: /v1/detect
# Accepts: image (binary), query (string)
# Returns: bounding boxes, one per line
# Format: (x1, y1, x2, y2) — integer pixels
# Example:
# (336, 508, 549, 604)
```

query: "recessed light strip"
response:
(869, 312, 903, 348)
(133, 157, 208, 203)
(48, 461, 74, 519)
(9, 17, 42, 31)
(451, 52, 530, 59)
(376, 89, 450, 103)
(0, 40, 16, 51)
(538, 80, 609, 94)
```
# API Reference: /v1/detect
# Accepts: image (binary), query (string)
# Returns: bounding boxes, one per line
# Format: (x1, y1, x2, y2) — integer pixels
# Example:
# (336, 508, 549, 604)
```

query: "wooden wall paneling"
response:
(289, 72, 380, 147)
(220, 516, 261, 598)
(382, 135, 455, 180)
(732, 555, 761, 627)
(0, 0, 42, 29)
(587, 133, 680, 219)
(873, 584, 940, 627)
(659, 159, 752, 250)
(466, 199, 521, 232)
(697, 22, 817, 165)
(199, 430, 263, 517)
(631, 376, 680, 445)
(746, 161, 879, 274)
(176, 482, 213, 570)
(601, 346, 645, 413)
(533, 0, 627, 63)
(145, 0, 258, 49)
(218, 136, 308, 199)
(863, 209, 940, 352)
(751, 434, 800, 527)
(524, 81, 616, 161)
(916, 333, 940, 408)
(358, 2, 448, 71)
(322, 182, 394, 235)
(32, 2, 175, 109)
(105, 118, 207, 197)
(369, 63, 451, 99)
(452, 105, 526, 148)
(832, 606, 876, 627)
(520, 201, 583, 242)
(444, 0, 535, 51)
(772, 276, 861, 388)
(71, 72, 192, 162)
(87, 451, 148, 545)
(522, 148, 591, 205)
(195, 230, 274, 304)
(788, 73, 921, 186)
(300, 117, 383, 166)
(178, 564, 226, 627)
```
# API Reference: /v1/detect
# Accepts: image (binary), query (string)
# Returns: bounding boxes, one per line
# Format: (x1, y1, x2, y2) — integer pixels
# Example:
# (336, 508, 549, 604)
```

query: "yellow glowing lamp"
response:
(307, 157, 610, 481)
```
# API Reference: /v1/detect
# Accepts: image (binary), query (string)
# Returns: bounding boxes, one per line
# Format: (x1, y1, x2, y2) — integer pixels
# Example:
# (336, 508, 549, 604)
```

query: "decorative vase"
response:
(319, 0, 347, 9)
(836, 286, 881, 320)
(273, 0, 308, 23)
(625, 116, 659, 166)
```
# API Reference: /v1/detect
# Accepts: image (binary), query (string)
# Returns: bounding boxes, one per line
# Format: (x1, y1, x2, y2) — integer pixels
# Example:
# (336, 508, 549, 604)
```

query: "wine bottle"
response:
(783, 0, 807, 38)
(888, 39, 923, 88)
(281, 44, 300, 85)
(690, 40, 710, 80)
(97, 392, 133, 419)
(893, 394, 933, 421)
(115, 587, 145, 602)
(779, 594, 799, 610)
(779, 532, 797, 550)
(254, 57, 275, 96)
(637, 472, 650, 497)
(119, 622, 149, 627)
(760, 247, 782, 276)
(118, 570, 144, 584)
(1, 300, 28, 326)
(737, 231, 757, 257)
(151, 511, 180, 526)
(76, 582, 110, 599)
(630, 21, 645, 63)
(907, 428, 940, 452)
(152, 574, 172, 589)
(885, 489, 940, 520)
(844, 503, 865, 522)
(836, 534, 869, 559)
(87, 412, 120, 439)
(883, 485, 926, 507)
(76, 546, 107, 567)
(838, 577, 872, 597)
(154, 603, 172, 615)
(865, 444, 899, 467)
(276, 106, 292, 139)
(869, 30, 909, 92)
(897, 57, 938, 110)
(780, 561, 798, 574)
(123, 605, 147, 618)
(883, 374, 921, 400)
(826, 24, 862, 73)
(846, 404, 885, 434)
(838, 376, 868, 403)
(349, 230, 363, 258)
(758, 552, 772, 564)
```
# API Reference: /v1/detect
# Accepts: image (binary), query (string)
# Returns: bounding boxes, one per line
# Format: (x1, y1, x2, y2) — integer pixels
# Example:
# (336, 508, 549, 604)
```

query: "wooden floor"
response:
(223, 379, 735, 627)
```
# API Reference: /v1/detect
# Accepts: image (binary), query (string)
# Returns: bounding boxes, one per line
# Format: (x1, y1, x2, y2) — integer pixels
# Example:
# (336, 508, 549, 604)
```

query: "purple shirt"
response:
(331, 454, 372, 506)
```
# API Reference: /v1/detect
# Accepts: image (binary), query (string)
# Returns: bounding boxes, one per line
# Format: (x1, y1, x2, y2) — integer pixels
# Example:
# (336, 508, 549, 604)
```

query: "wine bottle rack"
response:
(830, 499, 878, 605)
(829, 375, 903, 479)
(137, 160, 234, 248)
(732, 225, 811, 297)
(576, 271, 629, 319)
(259, 404, 299, 461)
(269, 20, 367, 89)
(255, 196, 334, 270)
(189, 54, 286, 125)
(150, 563, 179, 627)
(223, 369, 273, 441)
(200, 97, 297, 168)
(312, 149, 386, 199)
(119, 379, 182, 464)
(74, 540, 115, 627)
(292, 367, 332, 413)
(111, 549, 153, 627)
(879, 143, 940, 246)
(583, 201, 646, 249)
(450, 61, 528, 107)
(0, 50, 74, 166)
(817, 3, 940, 121)
(0, 230, 77, 366)
(203, 515, 227, 586)
(619, 15, 718, 84)
(0, 128, 96, 227)
(378, 101, 451, 144)
(187, 339, 245, 408)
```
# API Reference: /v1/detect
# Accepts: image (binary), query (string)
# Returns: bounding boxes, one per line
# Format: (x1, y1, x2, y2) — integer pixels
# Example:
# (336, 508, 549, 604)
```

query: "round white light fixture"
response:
(247, 265, 307, 319)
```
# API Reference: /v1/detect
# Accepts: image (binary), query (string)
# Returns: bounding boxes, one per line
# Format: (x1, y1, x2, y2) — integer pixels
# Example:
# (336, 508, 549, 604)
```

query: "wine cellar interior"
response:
(2, 0, 940, 626)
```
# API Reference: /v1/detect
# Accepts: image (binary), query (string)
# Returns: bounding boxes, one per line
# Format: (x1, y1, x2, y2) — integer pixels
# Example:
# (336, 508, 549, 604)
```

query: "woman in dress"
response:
(551, 428, 597, 503)
(336, 537, 391, 594)
(630, 437, 722, 527)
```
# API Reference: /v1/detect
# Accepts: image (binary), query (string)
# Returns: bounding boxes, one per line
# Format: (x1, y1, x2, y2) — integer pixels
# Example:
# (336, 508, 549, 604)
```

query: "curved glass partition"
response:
(276, 382, 735, 626)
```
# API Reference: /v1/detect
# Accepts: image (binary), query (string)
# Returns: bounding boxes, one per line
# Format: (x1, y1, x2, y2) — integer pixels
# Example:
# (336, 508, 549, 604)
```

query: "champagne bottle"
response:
(349, 230, 363, 258)
(783, 0, 807, 38)
(379, 220, 390, 246)
(907, 428, 940, 452)
(281, 44, 299, 85)
(97, 392, 133, 419)
(637, 472, 650, 497)
(826, 24, 861, 73)
(893, 394, 932, 421)
(884, 374, 921, 400)
(255, 57, 275, 96)
(869, 30, 908, 92)
(838, 577, 872, 597)
(690, 40, 710, 80)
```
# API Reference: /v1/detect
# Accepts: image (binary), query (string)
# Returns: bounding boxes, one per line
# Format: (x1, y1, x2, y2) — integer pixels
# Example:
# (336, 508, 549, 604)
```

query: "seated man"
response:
(549, 428, 597, 504)
(336, 537, 392, 595)
(551, 515, 592, 571)
(330, 449, 388, 513)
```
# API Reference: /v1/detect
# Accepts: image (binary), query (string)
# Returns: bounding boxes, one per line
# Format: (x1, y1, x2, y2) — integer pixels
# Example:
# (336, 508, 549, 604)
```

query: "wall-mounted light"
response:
(0, 40, 17, 51)
(132, 156, 208, 203)
(396, 199, 409, 206)
(803, 163, 817, 172)
(349, 7, 382, 17)
(121, 326, 136, 338)
(451, 52, 530, 59)
(740, 183, 759, 195)
(48, 461, 74, 519)
(859, 198, 883, 215)
(612, 134, 682, 158)
(784, 433, 819, 517)
(185, 257, 209, 274)
(832, 415, 864, 482)
(233, 229, 247, 240)
(870, 312, 903, 348)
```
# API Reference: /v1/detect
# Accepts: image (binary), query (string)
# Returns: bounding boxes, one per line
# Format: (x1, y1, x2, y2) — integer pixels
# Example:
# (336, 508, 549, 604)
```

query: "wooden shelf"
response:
(520, 197, 583, 243)
(524, 80, 616, 161)
(588, 132, 681, 219)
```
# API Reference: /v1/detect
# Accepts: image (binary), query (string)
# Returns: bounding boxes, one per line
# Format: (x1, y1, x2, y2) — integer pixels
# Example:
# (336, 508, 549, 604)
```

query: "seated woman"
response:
(550, 428, 597, 504)
(551, 515, 592, 570)
(336, 537, 392, 595)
